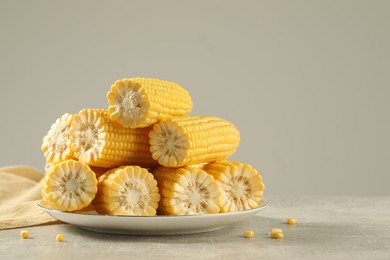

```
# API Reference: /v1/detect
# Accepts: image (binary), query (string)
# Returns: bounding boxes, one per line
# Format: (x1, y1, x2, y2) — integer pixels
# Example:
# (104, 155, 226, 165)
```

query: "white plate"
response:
(38, 200, 267, 235)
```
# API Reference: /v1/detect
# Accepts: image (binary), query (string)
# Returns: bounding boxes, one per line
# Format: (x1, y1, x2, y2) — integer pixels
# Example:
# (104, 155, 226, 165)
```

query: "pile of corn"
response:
(41, 78, 265, 216)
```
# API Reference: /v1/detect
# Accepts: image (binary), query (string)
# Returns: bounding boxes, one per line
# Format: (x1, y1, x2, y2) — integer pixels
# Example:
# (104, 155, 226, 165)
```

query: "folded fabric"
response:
(0, 166, 60, 230)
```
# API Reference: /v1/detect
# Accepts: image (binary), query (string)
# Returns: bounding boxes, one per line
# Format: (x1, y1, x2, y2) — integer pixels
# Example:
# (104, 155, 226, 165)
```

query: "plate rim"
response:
(37, 199, 267, 219)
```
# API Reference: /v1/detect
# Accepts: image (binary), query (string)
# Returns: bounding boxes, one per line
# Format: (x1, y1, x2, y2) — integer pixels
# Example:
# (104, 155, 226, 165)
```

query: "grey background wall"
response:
(0, 0, 389, 196)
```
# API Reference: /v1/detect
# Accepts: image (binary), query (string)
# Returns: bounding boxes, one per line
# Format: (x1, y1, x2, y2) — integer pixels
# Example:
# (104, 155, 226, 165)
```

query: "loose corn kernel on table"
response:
(1, 196, 389, 259)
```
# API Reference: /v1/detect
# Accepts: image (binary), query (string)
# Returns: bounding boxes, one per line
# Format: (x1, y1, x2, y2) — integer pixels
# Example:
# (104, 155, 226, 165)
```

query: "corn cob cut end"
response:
(41, 113, 75, 163)
(204, 161, 265, 212)
(107, 79, 149, 128)
(149, 120, 189, 167)
(93, 166, 160, 216)
(42, 160, 98, 212)
(70, 109, 107, 166)
(153, 167, 220, 215)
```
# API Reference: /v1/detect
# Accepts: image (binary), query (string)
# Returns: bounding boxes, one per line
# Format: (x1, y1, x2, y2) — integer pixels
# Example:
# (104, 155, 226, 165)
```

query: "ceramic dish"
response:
(38, 200, 267, 235)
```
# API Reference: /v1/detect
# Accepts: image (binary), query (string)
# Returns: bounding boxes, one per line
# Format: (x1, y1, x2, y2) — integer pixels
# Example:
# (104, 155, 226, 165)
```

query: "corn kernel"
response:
(20, 230, 29, 239)
(287, 218, 296, 225)
(56, 234, 64, 242)
(243, 230, 254, 238)
(270, 232, 284, 239)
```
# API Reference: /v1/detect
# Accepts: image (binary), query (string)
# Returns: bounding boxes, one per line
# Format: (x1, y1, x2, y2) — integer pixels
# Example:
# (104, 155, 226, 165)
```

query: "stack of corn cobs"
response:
(41, 78, 265, 216)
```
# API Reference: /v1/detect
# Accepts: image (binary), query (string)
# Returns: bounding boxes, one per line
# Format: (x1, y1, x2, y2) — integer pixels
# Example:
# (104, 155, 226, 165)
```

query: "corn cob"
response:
(42, 160, 98, 211)
(41, 113, 76, 163)
(41, 162, 107, 209)
(41, 162, 106, 209)
(202, 161, 265, 212)
(107, 78, 192, 128)
(152, 166, 220, 215)
(92, 166, 160, 216)
(149, 116, 240, 167)
(70, 108, 157, 168)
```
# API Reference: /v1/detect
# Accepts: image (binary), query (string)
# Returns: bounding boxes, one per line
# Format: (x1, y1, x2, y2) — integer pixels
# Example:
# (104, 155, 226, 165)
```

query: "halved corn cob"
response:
(41, 113, 76, 163)
(149, 116, 240, 167)
(92, 166, 160, 216)
(41, 161, 102, 209)
(42, 160, 98, 211)
(152, 166, 220, 215)
(70, 108, 157, 168)
(202, 161, 265, 212)
(107, 78, 192, 128)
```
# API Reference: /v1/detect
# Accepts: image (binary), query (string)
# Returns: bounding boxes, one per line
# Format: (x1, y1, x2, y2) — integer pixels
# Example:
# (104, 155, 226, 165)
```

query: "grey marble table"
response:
(1, 196, 389, 259)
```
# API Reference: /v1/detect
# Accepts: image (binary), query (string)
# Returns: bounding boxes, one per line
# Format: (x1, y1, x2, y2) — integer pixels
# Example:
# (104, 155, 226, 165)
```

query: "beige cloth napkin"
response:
(0, 166, 60, 230)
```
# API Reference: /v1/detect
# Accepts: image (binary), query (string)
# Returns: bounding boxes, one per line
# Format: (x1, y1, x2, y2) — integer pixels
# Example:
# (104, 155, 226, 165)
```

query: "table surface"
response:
(1, 196, 389, 260)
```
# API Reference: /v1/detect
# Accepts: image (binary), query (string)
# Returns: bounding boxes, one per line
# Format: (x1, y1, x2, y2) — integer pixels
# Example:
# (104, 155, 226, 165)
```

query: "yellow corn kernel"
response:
(152, 166, 220, 215)
(20, 230, 29, 239)
(270, 232, 284, 239)
(287, 218, 296, 225)
(107, 78, 192, 128)
(202, 161, 265, 212)
(149, 116, 240, 167)
(70, 109, 157, 168)
(243, 230, 254, 238)
(56, 234, 64, 242)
